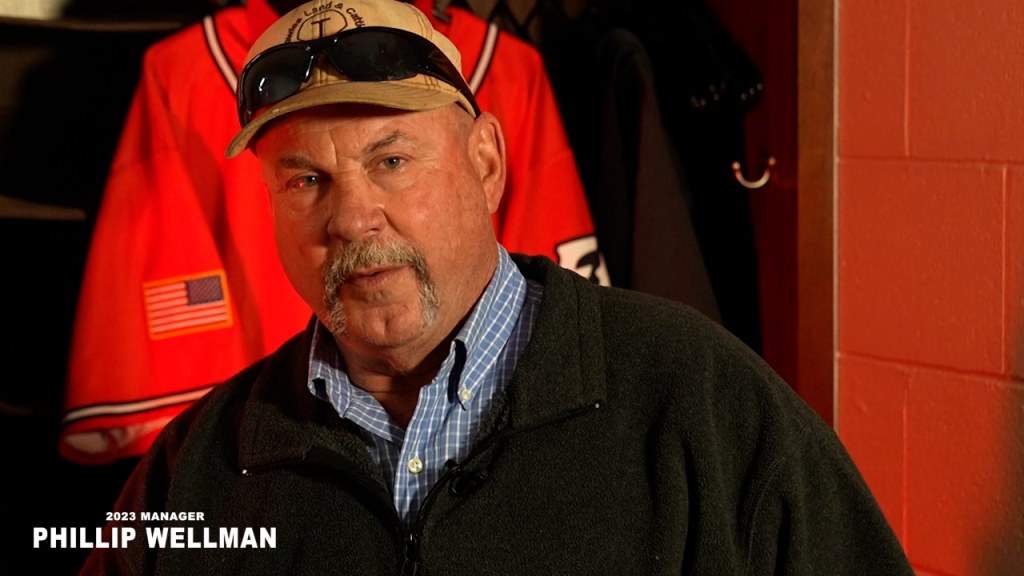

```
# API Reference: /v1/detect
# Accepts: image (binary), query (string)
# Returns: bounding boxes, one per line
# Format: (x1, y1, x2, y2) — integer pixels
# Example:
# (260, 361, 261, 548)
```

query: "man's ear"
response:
(469, 112, 507, 214)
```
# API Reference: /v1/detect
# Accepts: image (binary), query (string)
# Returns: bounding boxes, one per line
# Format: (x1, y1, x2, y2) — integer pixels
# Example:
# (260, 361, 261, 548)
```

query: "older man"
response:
(81, 1, 914, 574)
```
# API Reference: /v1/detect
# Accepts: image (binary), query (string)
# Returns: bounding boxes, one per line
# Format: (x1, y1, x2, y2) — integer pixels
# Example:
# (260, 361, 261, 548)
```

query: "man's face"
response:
(254, 103, 505, 363)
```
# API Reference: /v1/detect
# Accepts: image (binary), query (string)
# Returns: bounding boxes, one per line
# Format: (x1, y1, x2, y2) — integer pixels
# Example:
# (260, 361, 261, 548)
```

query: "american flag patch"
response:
(143, 270, 232, 340)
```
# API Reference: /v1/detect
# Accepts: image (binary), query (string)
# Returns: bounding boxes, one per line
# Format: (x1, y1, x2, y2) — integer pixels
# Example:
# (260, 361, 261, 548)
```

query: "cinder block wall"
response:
(837, 1, 1024, 574)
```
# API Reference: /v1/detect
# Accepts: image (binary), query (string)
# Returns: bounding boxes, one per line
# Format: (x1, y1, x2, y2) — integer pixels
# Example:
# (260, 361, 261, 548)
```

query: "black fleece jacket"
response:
(82, 254, 913, 576)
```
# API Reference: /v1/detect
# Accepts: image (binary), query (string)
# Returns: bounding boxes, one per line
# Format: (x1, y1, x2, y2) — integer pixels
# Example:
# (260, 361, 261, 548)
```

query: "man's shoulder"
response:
(157, 328, 310, 443)
(513, 252, 725, 335)
(514, 252, 782, 394)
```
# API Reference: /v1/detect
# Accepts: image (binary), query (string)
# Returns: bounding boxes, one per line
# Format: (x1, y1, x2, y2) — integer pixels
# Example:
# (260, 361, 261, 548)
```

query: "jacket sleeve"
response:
(657, 309, 914, 575)
(742, 412, 914, 575)
(61, 47, 252, 465)
(61, 10, 316, 467)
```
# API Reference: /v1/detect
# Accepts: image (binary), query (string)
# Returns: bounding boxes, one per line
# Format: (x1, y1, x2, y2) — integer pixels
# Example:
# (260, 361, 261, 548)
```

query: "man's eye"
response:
(290, 174, 319, 190)
(381, 157, 403, 170)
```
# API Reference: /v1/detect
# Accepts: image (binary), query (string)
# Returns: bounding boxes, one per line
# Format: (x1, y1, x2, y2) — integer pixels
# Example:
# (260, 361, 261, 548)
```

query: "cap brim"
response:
(225, 79, 465, 158)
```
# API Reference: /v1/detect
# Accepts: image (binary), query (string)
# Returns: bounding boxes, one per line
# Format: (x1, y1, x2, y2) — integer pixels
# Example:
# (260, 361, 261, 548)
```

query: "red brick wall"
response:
(837, 1, 1024, 574)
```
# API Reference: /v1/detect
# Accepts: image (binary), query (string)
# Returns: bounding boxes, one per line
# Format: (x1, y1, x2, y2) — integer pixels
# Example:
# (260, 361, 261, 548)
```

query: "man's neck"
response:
(335, 319, 463, 427)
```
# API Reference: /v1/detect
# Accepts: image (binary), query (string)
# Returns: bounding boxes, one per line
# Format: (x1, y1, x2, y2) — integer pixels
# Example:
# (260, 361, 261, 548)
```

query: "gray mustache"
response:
(324, 240, 426, 288)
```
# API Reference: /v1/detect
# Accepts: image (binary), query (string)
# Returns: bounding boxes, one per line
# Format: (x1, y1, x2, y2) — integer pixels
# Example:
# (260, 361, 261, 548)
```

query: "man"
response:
(60, 0, 605, 466)
(82, 1, 914, 574)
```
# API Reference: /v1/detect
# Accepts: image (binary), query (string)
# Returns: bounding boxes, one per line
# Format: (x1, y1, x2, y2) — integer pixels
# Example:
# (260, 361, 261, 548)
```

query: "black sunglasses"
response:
(237, 26, 480, 127)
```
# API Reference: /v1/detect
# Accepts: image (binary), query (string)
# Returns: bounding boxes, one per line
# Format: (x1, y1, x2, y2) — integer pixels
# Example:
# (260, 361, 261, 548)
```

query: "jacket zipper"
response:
(398, 399, 603, 575)
(400, 531, 420, 576)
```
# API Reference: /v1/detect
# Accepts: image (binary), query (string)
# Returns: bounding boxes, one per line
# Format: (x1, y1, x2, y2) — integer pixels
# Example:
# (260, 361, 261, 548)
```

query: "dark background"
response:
(1, 3, 215, 573)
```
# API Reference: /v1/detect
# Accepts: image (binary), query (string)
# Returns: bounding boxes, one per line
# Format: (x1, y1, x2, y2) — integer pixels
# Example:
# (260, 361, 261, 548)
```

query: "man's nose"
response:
(325, 178, 387, 241)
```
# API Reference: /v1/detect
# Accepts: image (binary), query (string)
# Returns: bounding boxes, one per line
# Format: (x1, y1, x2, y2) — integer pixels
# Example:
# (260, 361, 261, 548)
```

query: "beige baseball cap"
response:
(225, 0, 478, 158)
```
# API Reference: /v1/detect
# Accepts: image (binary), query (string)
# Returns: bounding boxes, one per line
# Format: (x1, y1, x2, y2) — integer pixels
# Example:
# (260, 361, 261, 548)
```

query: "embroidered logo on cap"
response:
(285, 1, 355, 42)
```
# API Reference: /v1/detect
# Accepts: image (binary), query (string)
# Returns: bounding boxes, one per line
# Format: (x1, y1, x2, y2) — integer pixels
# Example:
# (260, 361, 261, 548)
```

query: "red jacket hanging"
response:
(61, 0, 606, 465)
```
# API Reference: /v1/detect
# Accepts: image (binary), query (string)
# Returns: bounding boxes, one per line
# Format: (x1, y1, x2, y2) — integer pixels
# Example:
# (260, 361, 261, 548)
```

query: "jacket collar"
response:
(500, 255, 605, 425)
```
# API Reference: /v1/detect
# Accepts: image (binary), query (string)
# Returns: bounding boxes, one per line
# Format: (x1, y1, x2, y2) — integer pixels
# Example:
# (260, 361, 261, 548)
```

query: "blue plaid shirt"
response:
(307, 246, 541, 525)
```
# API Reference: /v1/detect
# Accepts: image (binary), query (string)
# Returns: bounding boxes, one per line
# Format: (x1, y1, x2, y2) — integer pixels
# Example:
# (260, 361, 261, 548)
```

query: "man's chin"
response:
(334, 307, 432, 349)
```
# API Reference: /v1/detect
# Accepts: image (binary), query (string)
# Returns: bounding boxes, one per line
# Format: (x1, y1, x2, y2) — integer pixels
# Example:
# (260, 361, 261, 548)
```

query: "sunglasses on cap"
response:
(236, 26, 481, 127)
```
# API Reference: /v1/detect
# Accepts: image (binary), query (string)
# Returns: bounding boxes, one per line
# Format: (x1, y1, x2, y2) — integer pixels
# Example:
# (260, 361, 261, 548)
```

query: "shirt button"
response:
(407, 457, 424, 474)
(459, 388, 473, 402)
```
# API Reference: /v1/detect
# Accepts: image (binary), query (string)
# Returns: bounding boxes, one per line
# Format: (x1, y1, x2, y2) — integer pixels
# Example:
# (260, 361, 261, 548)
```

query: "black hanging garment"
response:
(580, 27, 721, 323)
(537, 0, 765, 354)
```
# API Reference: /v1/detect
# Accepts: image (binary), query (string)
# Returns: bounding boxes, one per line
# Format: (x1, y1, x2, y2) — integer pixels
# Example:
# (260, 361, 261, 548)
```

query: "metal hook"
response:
(731, 156, 776, 190)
